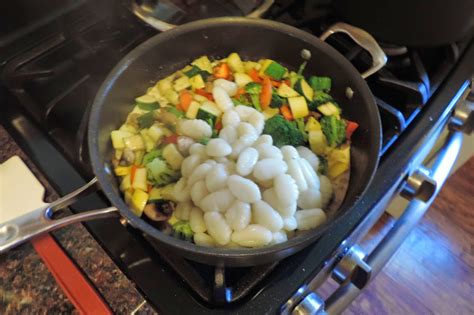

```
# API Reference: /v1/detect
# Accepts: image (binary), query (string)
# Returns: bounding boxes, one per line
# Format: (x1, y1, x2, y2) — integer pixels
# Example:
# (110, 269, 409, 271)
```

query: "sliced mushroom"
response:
(158, 201, 175, 215)
(121, 148, 135, 165)
(143, 202, 174, 221)
(144, 204, 169, 221)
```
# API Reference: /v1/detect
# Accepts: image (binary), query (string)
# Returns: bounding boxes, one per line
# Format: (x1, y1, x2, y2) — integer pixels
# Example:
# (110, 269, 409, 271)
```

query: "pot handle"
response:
(131, 0, 274, 32)
(0, 178, 119, 253)
(320, 22, 387, 79)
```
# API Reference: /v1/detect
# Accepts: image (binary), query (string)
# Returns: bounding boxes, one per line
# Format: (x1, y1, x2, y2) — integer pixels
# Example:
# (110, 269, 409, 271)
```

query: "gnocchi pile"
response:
(172, 105, 332, 247)
(110, 53, 354, 248)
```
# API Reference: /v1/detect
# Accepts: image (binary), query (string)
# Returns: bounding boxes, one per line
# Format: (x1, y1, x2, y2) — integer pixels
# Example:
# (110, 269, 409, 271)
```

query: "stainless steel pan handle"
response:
(320, 23, 387, 79)
(0, 178, 119, 253)
(131, 0, 274, 32)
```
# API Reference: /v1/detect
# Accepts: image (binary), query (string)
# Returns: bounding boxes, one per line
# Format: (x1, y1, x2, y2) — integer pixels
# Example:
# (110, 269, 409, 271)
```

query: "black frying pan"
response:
(0, 18, 384, 267)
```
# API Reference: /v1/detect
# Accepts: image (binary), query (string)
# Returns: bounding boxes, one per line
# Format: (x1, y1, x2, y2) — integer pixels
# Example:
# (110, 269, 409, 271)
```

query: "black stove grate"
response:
(147, 236, 279, 304)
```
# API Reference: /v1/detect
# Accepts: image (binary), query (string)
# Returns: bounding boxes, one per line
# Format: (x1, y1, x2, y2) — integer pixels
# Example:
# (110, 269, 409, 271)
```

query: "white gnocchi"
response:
(252, 158, 288, 181)
(174, 177, 191, 202)
(274, 173, 299, 207)
(297, 146, 320, 172)
(177, 119, 212, 140)
(188, 163, 212, 187)
(205, 164, 229, 192)
(170, 107, 335, 248)
(295, 208, 327, 230)
(213, 79, 238, 96)
(319, 175, 334, 208)
(253, 134, 273, 147)
(222, 110, 240, 127)
(189, 207, 206, 233)
(252, 200, 283, 232)
(194, 232, 216, 247)
(212, 86, 233, 111)
(236, 147, 259, 176)
(174, 201, 193, 221)
(227, 175, 261, 203)
(206, 138, 232, 157)
(190, 180, 209, 207)
(181, 154, 201, 178)
(204, 212, 232, 245)
(256, 143, 283, 160)
(231, 225, 272, 247)
(200, 189, 234, 213)
(225, 200, 251, 231)
(219, 126, 238, 144)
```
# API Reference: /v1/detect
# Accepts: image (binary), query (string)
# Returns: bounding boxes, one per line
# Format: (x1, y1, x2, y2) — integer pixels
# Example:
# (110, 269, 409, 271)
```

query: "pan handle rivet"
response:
(345, 87, 354, 99)
(0, 225, 19, 243)
(300, 49, 311, 60)
(119, 217, 128, 226)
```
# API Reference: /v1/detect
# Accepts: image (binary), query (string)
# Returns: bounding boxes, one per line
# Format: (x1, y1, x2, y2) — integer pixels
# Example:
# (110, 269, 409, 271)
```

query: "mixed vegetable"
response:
(110, 53, 358, 248)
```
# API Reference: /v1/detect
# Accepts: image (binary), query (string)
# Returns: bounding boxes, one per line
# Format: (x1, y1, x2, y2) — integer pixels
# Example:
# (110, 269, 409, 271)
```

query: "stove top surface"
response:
(1, 0, 472, 313)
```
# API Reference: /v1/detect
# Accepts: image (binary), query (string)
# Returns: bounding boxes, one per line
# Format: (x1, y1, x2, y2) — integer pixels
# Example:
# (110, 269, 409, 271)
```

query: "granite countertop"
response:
(0, 125, 157, 314)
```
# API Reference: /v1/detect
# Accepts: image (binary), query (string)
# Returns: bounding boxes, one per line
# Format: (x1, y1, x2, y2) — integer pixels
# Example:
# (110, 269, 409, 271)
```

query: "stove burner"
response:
(144, 235, 279, 304)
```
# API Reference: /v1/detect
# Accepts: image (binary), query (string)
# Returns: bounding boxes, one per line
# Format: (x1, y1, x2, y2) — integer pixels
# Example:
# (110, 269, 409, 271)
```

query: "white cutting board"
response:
(0, 156, 47, 224)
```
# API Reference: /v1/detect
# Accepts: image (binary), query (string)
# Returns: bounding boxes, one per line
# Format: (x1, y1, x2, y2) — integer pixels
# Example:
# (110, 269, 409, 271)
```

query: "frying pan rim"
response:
(88, 17, 381, 262)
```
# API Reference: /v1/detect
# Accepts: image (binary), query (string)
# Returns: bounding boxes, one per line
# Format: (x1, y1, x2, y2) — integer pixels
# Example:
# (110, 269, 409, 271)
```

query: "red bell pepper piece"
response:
(179, 90, 193, 112)
(280, 105, 293, 120)
(213, 63, 230, 79)
(345, 121, 359, 139)
(195, 88, 214, 101)
(260, 77, 272, 110)
(247, 69, 263, 83)
(163, 134, 179, 144)
(130, 165, 138, 186)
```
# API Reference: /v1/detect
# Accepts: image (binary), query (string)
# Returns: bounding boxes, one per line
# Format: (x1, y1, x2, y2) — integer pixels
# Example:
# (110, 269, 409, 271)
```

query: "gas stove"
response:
(1, 0, 472, 313)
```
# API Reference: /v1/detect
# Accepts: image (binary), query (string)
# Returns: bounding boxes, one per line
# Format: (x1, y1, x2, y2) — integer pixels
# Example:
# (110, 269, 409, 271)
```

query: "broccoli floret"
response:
(232, 94, 252, 107)
(143, 149, 163, 165)
(294, 118, 308, 141)
(172, 220, 194, 242)
(244, 82, 262, 111)
(270, 90, 284, 108)
(318, 155, 328, 175)
(244, 82, 262, 94)
(263, 115, 306, 147)
(320, 115, 346, 146)
(146, 157, 180, 186)
(309, 91, 334, 111)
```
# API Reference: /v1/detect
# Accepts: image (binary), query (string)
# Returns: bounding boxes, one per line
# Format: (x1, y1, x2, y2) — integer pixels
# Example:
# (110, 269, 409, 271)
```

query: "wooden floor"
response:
(318, 157, 474, 314)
